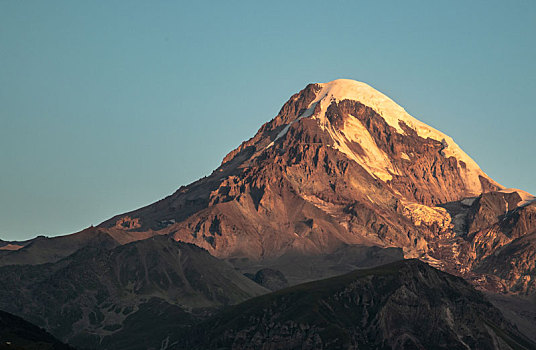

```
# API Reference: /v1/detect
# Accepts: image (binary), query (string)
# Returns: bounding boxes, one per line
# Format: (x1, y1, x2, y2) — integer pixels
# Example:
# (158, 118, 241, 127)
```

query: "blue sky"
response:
(1, 1, 535, 240)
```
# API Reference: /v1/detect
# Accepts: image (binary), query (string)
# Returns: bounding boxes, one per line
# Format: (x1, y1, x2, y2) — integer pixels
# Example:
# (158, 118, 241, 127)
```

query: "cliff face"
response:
(431, 192, 536, 293)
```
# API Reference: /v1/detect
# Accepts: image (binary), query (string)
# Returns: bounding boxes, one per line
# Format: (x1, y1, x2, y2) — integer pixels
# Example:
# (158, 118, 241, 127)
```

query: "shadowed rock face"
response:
(0, 236, 267, 349)
(244, 268, 289, 291)
(0, 310, 73, 350)
(178, 260, 535, 350)
(475, 231, 536, 293)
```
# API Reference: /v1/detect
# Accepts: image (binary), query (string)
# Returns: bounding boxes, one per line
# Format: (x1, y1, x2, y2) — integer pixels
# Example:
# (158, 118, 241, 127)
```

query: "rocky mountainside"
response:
(0, 310, 73, 350)
(100, 80, 499, 255)
(0, 236, 266, 349)
(429, 190, 536, 293)
(94, 79, 534, 294)
(180, 259, 535, 350)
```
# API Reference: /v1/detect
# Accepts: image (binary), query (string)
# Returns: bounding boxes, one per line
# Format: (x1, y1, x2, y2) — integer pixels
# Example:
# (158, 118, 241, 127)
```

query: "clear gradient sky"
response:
(1, 1, 535, 240)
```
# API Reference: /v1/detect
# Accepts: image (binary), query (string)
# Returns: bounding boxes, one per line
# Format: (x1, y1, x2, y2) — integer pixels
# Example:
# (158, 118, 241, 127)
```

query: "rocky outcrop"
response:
(428, 193, 536, 294)
(244, 268, 288, 291)
(476, 231, 536, 293)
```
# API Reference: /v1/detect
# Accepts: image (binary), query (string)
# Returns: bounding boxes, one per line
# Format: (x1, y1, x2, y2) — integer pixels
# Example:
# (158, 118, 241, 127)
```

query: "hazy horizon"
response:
(2, 1, 535, 240)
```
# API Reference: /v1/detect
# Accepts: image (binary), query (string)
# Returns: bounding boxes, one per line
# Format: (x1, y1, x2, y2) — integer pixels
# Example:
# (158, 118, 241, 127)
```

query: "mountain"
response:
(95, 79, 535, 294)
(0, 310, 73, 350)
(100, 80, 500, 254)
(0, 236, 266, 349)
(180, 259, 535, 350)
(3, 78, 535, 347)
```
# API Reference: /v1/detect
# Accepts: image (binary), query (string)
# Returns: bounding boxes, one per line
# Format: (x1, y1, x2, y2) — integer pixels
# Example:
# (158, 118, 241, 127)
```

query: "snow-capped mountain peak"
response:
(291, 79, 502, 194)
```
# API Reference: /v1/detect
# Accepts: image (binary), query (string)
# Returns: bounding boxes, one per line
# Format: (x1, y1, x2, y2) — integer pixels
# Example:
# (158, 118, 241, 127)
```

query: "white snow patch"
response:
(325, 114, 396, 181)
(264, 79, 501, 191)
(309, 79, 501, 193)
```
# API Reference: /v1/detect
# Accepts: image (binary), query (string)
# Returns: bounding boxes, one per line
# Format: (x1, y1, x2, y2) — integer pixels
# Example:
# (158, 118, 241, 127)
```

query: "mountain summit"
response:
(272, 79, 498, 191)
